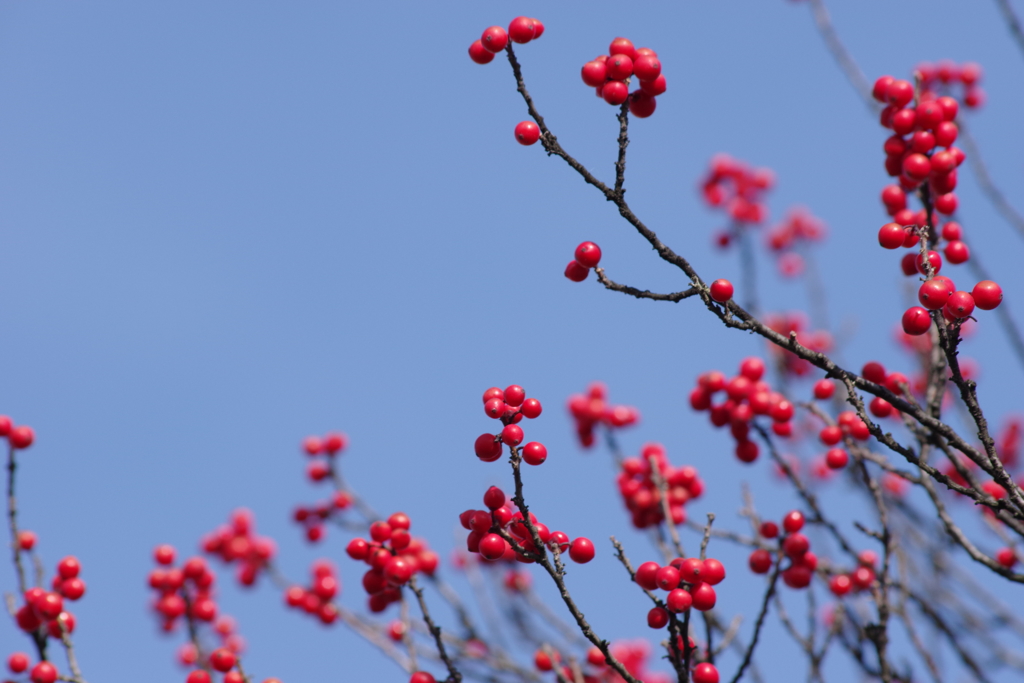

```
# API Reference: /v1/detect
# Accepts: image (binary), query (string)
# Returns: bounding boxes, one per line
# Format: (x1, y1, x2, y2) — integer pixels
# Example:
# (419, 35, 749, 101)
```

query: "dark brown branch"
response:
(595, 268, 699, 303)
(408, 575, 462, 683)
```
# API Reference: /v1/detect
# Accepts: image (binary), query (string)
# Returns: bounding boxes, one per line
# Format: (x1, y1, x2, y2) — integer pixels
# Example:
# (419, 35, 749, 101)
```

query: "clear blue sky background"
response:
(1, 2, 1023, 681)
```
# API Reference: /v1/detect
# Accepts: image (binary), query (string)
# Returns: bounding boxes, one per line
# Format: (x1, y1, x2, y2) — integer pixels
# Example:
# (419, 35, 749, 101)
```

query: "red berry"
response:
(410, 673, 436, 683)
(878, 223, 905, 249)
(501, 424, 524, 447)
(783, 533, 810, 558)
(187, 671, 212, 683)
(514, 121, 540, 146)
(522, 442, 547, 466)
(941, 221, 963, 241)
(760, 521, 779, 538)
(902, 153, 931, 180)
(935, 120, 958, 147)
(633, 55, 661, 81)
(530, 19, 544, 38)
(892, 109, 917, 135)
(693, 663, 720, 683)
(944, 240, 970, 264)
(635, 561, 660, 590)
(507, 17, 536, 44)
(691, 582, 717, 611)
(30, 662, 57, 683)
(709, 279, 733, 303)
(916, 251, 942, 275)
(569, 537, 595, 564)
(468, 41, 495, 65)
(655, 565, 680, 590)
(8, 653, 28, 674)
(666, 588, 692, 612)
(934, 193, 958, 215)
(647, 606, 669, 628)
(996, 547, 1017, 568)
(474, 433, 502, 462)
(479, 533, 506, 561)
(481, 26, 508, 53)
(813, 380, 835, 400)
(886, 80, 914, 106)
(972, 280, 1003, 310)
(154, 544, 176, 566)
(384, 557, 414, 586)
(211, 648, 237, 674)
(749, 549, 772, 574)
(918, 279, 952, 310)
(302, 436, 323, 455)
(605, 54, 633, 80)
(581, 61, 607, 87)
(639, 74, 667, 96)
(9, 426, 34, 450)
(601, 80, 629, 105)
(701, 558, 726, 585)
(564, 260, 589, 282)
(783, 510, 805, 533)
(520, 398, 542, 419)
(872, 75, 894, 101)
(608, 37, 637, 60)
(628, 91, 657, 118)
(825, 448, 849, 469)
(945, 291, 975, 319)
(575, 242, 602, 269)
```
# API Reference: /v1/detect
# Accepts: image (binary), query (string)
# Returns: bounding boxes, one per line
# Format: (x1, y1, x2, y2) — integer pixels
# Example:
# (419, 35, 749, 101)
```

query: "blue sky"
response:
(1, 2, 1022, 682)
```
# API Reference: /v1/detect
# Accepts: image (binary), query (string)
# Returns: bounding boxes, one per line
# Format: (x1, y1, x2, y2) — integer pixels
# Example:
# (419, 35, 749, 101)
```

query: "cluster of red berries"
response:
(0, 415, 35, 450)
(301, 431, 347, 483)
(702, 154, 774, 227)
(690, 357, 794, 462)
(899, 272, 1003, 337)
(579, 38, 666, 117)
(564, 241, 603, 282)
(200, 510, 277, 587)
(873, 75, 964, 214)
(293, 491, 352, 543)
(182, 646, 255, 683)
(468, 16, 544, 65)
(916, 61, 984, 109)
(566, 382, 639, 448)
(6, 653, 58, 683)
(473, 385, 545, 463)
(460, 485, 596, 564)
(345, 512, 440, 613)
(764, 208, 827, 278)
(748, 511, 818, 589)
(827, 550, 880, 597)
(634, 555, 725, 626)
(765, 313, 834, 376)
(616, 444, 703, 529)
(13, 558, 84, 643)
(176, 616, 245, 667)
(284, 560, 341, 625)
(148, 544, 220, 631)
(465, 17, 546, 147)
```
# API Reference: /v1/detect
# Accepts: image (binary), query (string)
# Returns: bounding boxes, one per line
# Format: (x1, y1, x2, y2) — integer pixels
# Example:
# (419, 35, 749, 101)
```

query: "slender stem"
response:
(408, 575, 461, 682)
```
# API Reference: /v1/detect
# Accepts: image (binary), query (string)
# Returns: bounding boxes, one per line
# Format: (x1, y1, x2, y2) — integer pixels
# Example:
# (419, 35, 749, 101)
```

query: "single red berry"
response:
(507, 17, 535, 44)
(530, 19, 544, 38)
(872, 75, 894, 101)
(569, 537, 595, 564)
(581, 61, 607, 87)
(760, 521, 779, 538)
(666, 588, 692, 612)
(474, 434, 502, 462)
(601, 80, 629, 105)
(522, 441, 547, 466)
(302, 436, 323, 455)
(154, 544, 176, 566)
(701, 558, 726, 585)
(9, 426, 34, 450)
(502, 385, 525, 408)
(520, 398, 542, 419)
(825, 448, 849, 469)
(891, 108, 917, 135)
(501, 424, 524, 447)
(877, 223, 905, 249)
(813, 379, 835, 400)
(478, 533, 506, 561)
(934, 193, 958, 215)
(919, 279, 953, 310)
(575, 242, 602, 268)
(915, 251, 942, 275)
(56, 556, 80, 580)
(902, 306, 932, 335)
(468, 41, 495, 65)
(605, 54, 633, 80)
(945, 291, 975, 319)
(944, 240, 970, 264)
(691, 582, 717, 611)
(481, 26, 508, 53)
(608, 37, 637, 60)
(564, 260, 589, 282)
(830, 574, 853, 596)
(410, 673, 436, 683)
(633, 54, 661, 81)
(655, 565, 681, 591)
(709, 279, 733, 303)
(628, 91, 657, 118)
(693, 663, 720, 683)
(972, 280, 1003, 310)
(514, 121, 540, 146)
(996, 547, 1017, 568)
(678, 557, 703, 583)
(639, 74, 667, 96)
(635, 562, 661, 590)
(384, 557, 414, 586)
(783, 510, 805, 533)
(902, 153, 931, 180)
(647, 606, 669, 629)
(187, 670, 212, 683)
(8, 653, 29, 674)
(749, 549, 772, 574)
(783, 533, 810, 558)
(30, 662, 58, 683)
(886, 80, 914, 106)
